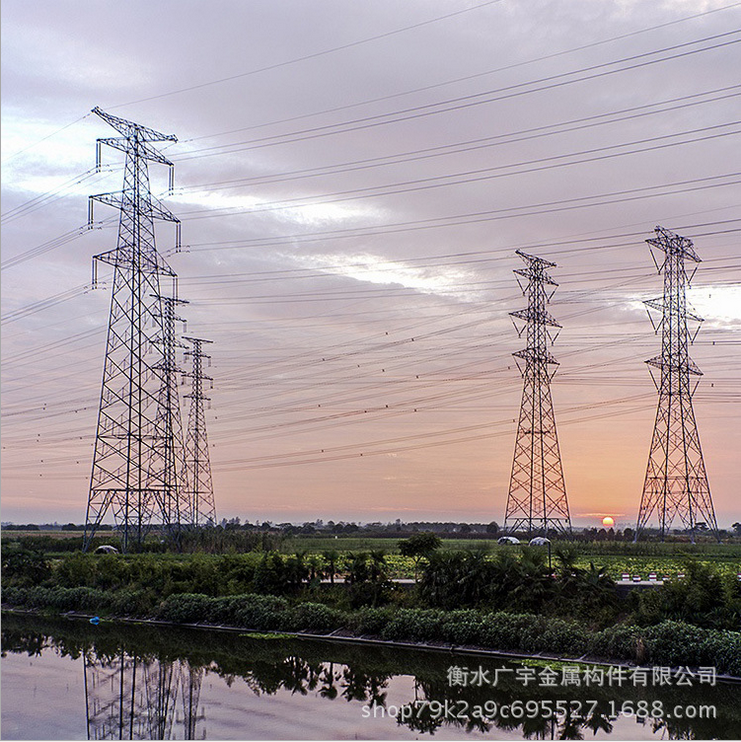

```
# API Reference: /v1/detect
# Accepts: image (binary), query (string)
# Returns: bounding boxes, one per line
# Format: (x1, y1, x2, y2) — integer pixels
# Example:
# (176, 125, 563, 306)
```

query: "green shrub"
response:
(1, 585, 111, 613)
(109, 588, 156, 616)
(641, 620, 741, 674)
(633, 562, 741, 630)
(440, 610, 484, 645)
(2, 549, 52, 587)
(348, 607, 394, 635)
(589, 624, 642, 661)
(380, 608, 445, 642)
(4, 582, 740, 677)
(158, 593, 214, 623)
(232, 595, 290, 630)
(537, 618, 589, 654)
(286, 602, 343, 633)
(1, 586, 24, 605)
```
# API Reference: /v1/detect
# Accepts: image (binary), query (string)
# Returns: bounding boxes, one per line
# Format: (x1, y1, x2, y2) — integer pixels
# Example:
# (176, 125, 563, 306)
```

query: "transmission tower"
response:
(83, 652, 201, 740)
(83, 106, 182, 552)
(504, 250, 572, 536)
(181, 665, 206, 740)
(635, 226, 718, 541)
(152, 294, 189, 532)
(183, 337, 216, 526)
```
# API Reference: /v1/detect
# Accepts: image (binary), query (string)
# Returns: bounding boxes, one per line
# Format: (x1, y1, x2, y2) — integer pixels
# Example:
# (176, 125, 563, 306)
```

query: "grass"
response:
(239, 632, 296, 640)
(271, 537, 741, 580)
(5, 532, 738, 580)
(281, 535, 741, 555)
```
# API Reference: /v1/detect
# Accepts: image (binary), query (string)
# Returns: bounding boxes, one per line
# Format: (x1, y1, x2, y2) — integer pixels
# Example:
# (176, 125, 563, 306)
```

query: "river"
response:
(1, 612, 738, 740)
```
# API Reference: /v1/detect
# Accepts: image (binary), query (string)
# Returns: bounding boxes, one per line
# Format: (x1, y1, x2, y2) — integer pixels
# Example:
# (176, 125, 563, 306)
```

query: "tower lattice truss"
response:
(84, 651, 205, 740)
(183, 337, 217, 526)
(635, 226, 718, 540)
(83, 107, 200, 551)
(504, 251, 572, 536)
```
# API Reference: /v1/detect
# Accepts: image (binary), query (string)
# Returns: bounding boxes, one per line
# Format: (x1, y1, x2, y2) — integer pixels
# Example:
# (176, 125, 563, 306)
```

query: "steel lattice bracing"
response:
(151, 294, 190, 530)
(83, 107, 183, 552)
(183, 337, 216, 526)
(504, 250, 572, 536)
(83, 653, 203, 740)
(635, 226, 718, 541)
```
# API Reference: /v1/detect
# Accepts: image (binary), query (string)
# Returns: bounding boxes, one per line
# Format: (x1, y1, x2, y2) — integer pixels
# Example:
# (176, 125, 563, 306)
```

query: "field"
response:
(275, 537, 741, 580)
(5, 530, 739, 581)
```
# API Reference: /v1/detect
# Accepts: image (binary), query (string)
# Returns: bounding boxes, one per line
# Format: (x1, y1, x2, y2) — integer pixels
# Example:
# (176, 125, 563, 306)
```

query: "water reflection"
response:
(82, 653, 204, 739)
(2, 613, 739, 740)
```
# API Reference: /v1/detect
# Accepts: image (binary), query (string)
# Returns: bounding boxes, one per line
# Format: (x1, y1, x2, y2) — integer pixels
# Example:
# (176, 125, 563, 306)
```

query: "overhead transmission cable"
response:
(173, 31, 741, 161)
(175, 118, 741, 202)
(110, 0, 506, 109)
(183, 2, 741, 143)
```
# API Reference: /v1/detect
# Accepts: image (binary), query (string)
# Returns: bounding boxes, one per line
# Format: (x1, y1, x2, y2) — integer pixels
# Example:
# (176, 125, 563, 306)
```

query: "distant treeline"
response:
(4, 518, 740, 540)
(3, 541, 740, 632)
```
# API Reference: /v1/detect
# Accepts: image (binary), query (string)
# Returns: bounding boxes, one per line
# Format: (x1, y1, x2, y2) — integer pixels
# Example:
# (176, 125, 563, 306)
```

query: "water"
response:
(1, 612, 739, 740)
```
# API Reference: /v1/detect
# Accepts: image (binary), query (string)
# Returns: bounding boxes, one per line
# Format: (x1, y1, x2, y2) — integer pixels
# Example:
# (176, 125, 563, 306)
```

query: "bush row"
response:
(1, 585, 153, 616)
(4, 586, 739, 676)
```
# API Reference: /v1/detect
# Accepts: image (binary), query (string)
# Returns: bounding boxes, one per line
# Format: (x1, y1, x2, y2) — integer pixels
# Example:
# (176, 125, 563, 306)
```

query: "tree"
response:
(732, 522, 741, 537)
(345, 551, 391, 607)
(322, 549, 339, 585)
(398, 532, 442, 581)
(485, 521, 499, 535)
(2, 548, 51, 587)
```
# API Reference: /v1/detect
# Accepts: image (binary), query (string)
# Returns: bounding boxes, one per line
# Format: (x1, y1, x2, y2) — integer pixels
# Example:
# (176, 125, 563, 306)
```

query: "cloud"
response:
(2, 0, 739, 527)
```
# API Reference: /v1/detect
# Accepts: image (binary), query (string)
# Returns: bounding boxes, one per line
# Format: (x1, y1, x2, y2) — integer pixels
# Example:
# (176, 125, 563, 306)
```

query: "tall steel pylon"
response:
(183, 337, 216, 526)
(83, 652, 203, 740)
(504, 250, 572, 536)
(83, 107, 183, 552)
(152, 294, 189, 531)
(635, 226, 718, 541)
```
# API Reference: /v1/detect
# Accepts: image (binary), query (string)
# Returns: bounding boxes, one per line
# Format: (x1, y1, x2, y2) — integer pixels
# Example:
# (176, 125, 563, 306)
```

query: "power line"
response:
(183, 2, 741, 145)
(173, 31, 741, 161)
(110, 0, 506, 109)
(175, 117, 741, 196)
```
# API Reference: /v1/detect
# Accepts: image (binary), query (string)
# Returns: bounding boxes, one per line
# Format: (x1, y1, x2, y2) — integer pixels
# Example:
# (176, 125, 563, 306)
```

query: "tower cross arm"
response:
(98, 137, 174, 167)
(93, 107, 177, 143)
(647, 225, 701, 262)
(515, 249, 557, 268)
(149, 195, 180, 223)
(510, 308, 562, 328)
(513, 347, 560, 365)
(513, 267, 558, 286)
(644, 297, 704, 323)
(645, 355, 703, 375)
(90, 191, 179, 224)
(183, 336, 214, 346)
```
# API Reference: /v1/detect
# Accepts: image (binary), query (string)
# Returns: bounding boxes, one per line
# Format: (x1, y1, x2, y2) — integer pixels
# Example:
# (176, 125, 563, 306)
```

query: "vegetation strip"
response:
(4, 606, 740, 683)
(3, 587, 740, 677)
(4, 539, 739, 681)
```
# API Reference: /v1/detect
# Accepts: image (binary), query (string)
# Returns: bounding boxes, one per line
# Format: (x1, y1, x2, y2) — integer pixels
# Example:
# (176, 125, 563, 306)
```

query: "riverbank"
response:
(6, 609, 740, 741)
(5, 605, 741, 683)
(3, 586, 740, 677)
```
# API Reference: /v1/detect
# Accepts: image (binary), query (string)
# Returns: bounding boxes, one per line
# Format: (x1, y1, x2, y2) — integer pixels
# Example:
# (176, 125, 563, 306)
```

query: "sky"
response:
(1, 0, 740, 529)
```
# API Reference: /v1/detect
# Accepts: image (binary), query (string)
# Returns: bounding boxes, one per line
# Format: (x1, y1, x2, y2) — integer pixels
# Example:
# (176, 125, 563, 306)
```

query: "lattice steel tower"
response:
(152, 294, 189, 530)
(83, 107, 183, 552)
(635, 226, 718, 541)
(183, 337, 216, 526)
(504, 251, 572, 536)
(83, 653, 203, 740)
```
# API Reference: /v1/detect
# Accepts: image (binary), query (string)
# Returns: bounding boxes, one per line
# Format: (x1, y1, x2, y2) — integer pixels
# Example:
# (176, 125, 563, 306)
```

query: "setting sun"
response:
(602, 516, 615, 528)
